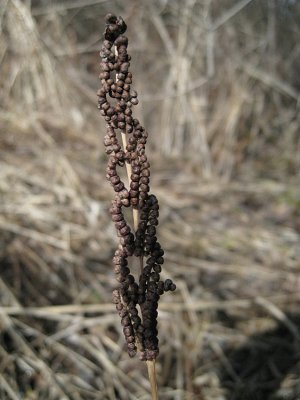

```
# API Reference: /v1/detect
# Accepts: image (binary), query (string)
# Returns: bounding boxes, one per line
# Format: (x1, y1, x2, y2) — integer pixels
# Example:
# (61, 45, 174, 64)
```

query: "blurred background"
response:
(0, 0, 299, 399)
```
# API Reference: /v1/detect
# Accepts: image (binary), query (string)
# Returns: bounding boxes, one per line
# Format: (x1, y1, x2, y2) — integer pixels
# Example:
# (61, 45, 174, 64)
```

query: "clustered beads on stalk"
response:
(97, 14, 176, 361)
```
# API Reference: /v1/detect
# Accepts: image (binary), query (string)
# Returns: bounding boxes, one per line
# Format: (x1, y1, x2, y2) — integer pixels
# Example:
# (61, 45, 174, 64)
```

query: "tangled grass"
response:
(0, 1, 299, 399)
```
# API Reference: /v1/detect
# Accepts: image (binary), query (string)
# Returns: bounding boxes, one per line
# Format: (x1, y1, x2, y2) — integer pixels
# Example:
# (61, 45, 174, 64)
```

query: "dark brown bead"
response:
(103, 136, 112, 146)
(118, 72, 126, 80)
(115, 220, 126, 230)
(115, 35, 128, 46)
(140, 176, 149, 184)
(131, 97, 139, 105)
(102, 102, 110, 111)
(116, 151, 124, 159)
(100, 62, 110, 72)
(107, 107, 115, 117)
(122, 91, 130, 100)
(109, 206, 120, 215)
(120, 62, 129, 72)
(110, 176, 120, 185)
(112, 214, 123, 222)
(121, 315, 131, 326)
(106, 169, 116, 178)
(127, 335, 135, 343)
(120, 225, 130, 236)
(121, 198, 130, 207)
(157, 256, 164, 265)
(157, 283, 164, 295)
(127, 342, 136, 352)
(119, 308, 127, 318)
(99, 71, 110, 79)
(141, 162, 150, 170)
(123, 326, 133, 337)
(164, 279, 173, 291)
(170, 283, 176, 291)
(114, 182, 124, 192)
(131, 174, 139, 182)
(130, 190, 138, 198)
(131, 198, 138, 206)
(141, 169, 150, 177)
(130, 181, 139, 190)
(150, 272, 159, 282)
(117, 113, 124, 122)
(105, 13, 117, 23)
(127, 274, 135, 284)
(140, 184, 149, 192)
(112, 289, 120, 303)
(122, 232, 134, 245)
(128, 349, 136, 358)
(128, 137, 135, 145)
(114, 264, 122, 273)
(147, 226, 156, 236)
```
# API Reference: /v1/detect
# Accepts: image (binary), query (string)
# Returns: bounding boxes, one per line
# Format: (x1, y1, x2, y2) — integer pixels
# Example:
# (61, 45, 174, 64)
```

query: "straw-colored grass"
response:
(0, 1, 299, 399)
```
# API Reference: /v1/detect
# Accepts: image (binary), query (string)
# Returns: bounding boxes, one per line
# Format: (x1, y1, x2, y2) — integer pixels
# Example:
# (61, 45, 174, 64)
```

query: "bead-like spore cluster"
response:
(98, 14, 175, 361)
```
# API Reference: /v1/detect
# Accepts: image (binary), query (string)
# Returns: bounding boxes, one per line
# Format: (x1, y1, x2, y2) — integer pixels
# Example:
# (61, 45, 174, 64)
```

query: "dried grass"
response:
(0, 0, 300, 399)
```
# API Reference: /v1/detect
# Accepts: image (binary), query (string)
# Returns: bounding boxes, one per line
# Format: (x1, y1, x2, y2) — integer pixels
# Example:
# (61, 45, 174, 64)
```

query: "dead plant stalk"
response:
(115, 44, 157, 398)
(97, 14, 176, 399)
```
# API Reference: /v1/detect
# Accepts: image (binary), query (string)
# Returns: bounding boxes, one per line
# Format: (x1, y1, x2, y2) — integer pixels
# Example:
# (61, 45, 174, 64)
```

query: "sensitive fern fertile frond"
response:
(97, 14, 175, 361)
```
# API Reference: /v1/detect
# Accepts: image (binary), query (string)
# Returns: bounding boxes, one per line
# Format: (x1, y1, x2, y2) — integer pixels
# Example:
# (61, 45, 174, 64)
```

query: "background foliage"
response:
(0, 1, 299, 399)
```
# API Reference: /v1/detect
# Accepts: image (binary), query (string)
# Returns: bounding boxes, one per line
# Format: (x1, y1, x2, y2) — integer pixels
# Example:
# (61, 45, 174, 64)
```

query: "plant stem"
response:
(120, 131, 139, 231)
(147, 360, 158, 400)
(120, 132, 133, 184)
(121, 125, 158, 400)
(116, 44, 158, 400)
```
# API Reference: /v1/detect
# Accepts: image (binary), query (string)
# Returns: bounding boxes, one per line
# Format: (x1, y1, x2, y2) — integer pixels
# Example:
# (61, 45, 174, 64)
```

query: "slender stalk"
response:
(147, 360, 158, 400)
(120, 130, 139, 231)
(120, 131, 133, 183)
(99, 14, 175, 397)
(121, 130, 158, 400)
(116, 46, 158, 400)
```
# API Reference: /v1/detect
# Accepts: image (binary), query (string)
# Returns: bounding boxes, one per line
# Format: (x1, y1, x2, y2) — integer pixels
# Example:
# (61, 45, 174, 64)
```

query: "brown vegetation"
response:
(0, 0, 299, 399)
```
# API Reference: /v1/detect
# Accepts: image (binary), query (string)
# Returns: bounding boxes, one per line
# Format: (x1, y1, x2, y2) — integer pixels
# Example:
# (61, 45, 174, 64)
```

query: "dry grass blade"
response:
(255, 297, 300, 340)
(242, 62, 300, 101)
(211, 0, 254, 30)
(32, 0, 110, 15)
(0, 375, 20, 400)
(0, 1, 299, 398)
